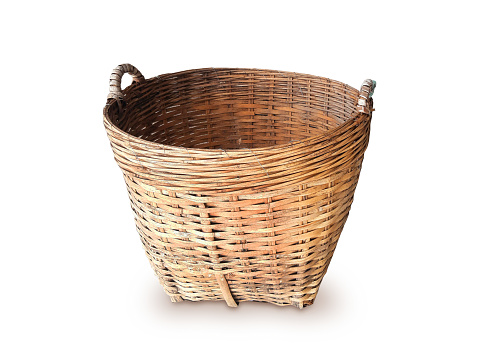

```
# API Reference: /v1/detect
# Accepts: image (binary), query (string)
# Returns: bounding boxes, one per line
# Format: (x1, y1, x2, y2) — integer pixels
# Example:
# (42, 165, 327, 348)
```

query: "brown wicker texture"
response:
(103, 64, 375, 308)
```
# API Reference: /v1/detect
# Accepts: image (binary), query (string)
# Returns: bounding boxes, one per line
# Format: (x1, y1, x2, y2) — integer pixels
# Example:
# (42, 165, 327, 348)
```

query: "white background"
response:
(1, 1, 478, 358)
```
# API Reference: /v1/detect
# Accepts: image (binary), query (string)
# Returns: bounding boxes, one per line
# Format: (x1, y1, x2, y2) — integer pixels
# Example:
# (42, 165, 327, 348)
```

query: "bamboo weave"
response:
(103, 64, 375, 308)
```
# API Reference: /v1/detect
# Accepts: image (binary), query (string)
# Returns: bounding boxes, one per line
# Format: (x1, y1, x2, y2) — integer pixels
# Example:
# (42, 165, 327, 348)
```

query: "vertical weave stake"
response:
(103, 64, 376, 308)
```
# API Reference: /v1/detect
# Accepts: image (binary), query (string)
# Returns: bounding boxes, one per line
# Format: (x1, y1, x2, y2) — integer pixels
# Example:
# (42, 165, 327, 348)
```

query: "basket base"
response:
(162, 275, 325, 309)
(168, 296, 317, 309)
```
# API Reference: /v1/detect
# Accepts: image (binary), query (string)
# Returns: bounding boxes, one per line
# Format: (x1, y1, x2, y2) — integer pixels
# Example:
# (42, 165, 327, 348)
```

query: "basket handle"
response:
(357, 79, 376, 113)
(107, 64, 145, 100)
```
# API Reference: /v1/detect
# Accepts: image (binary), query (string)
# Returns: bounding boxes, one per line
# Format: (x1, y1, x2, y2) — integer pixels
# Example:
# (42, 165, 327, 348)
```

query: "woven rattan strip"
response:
(103, 64, 375, 308)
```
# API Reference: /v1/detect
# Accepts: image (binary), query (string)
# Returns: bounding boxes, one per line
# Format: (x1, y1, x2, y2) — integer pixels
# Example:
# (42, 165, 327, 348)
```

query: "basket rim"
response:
(103, 67, 368, 155)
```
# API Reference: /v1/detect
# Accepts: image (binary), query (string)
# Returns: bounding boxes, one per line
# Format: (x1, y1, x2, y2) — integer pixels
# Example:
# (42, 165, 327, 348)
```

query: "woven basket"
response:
(103, 64, 376, 308)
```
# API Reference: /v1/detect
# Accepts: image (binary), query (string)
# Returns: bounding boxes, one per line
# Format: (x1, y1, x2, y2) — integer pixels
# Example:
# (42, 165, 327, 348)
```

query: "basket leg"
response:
(169, 295, 184, 303)
(215, 274, 238, 307)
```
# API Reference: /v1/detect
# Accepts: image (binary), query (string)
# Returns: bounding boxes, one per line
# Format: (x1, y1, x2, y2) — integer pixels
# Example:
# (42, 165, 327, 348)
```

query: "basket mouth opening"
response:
(105, 68, 360, 151)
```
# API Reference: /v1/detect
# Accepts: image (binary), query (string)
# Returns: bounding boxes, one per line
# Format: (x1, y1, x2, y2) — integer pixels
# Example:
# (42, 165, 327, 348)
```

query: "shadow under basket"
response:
(103, 64, 376, 308)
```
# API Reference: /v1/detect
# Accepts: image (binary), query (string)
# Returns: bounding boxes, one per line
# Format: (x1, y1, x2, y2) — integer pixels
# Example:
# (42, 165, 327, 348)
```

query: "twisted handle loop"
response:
(357, 79, 376, 114)
(107, 64, 145, 100)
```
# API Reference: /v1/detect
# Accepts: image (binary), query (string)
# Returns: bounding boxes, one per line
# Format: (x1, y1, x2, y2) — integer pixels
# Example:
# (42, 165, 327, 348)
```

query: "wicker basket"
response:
(103, 64, 376, 308)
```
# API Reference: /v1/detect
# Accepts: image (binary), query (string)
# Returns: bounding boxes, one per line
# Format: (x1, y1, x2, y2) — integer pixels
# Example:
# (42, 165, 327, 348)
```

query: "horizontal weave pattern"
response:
(103, 67, 373, 308)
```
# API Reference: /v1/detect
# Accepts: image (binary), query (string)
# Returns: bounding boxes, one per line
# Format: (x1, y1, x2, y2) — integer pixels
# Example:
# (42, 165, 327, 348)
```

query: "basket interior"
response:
(106, 68, 359, 150)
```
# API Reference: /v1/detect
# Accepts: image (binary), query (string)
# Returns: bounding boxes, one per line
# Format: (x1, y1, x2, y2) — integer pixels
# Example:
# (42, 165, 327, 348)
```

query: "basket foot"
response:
(215, 274, 238, 307)
(169, 295, 184, 303)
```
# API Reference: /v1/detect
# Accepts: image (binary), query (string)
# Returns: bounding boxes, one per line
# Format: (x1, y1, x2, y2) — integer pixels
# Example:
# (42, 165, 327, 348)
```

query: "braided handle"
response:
(107, 64, 145, 100)
(357, 79, 376, 114)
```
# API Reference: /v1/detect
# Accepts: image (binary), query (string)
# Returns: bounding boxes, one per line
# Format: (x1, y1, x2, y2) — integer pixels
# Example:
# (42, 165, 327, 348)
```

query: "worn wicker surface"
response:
(103, 64, 375, 308)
